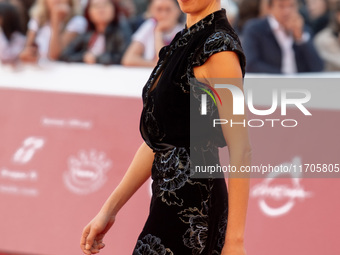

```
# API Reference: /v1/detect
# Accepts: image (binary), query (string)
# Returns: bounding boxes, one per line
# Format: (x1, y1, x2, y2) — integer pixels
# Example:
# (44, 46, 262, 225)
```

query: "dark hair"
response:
(0, 2, 24, 40)
(237, 0, 261, 31)
(84, 0, 120, 32)
(330, 0, 340, 36)
(18, 0, 36, 33)
(267, 0, 308, 7)
(334, 0, 340, 13)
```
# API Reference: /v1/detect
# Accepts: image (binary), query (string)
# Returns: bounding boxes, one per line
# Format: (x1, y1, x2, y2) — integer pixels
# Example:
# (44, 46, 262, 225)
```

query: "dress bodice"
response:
(139, 8, 246, 153)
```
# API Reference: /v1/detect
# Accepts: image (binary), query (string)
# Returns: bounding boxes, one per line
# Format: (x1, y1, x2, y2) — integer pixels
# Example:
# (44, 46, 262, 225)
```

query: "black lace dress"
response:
(132, 9, 246, 255)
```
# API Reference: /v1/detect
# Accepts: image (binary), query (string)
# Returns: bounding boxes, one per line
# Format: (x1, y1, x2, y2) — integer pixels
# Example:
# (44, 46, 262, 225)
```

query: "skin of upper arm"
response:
(193, 51, 252, 155)
(25, 30, 37, 46)
(194, 52, 251, 244)
(122, 41, 145, 65)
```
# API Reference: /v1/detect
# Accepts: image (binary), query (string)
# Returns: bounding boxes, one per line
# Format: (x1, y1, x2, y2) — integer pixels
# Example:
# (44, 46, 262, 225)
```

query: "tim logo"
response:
(200, 84, 312, 116)
(12, 137, 45, 164)
(63, 150, 112, 195)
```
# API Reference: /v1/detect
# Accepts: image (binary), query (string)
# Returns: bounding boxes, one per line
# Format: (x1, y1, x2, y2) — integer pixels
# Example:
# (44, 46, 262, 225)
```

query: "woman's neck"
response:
(185, 2, 221, 28)
(95, 23, 108, 33)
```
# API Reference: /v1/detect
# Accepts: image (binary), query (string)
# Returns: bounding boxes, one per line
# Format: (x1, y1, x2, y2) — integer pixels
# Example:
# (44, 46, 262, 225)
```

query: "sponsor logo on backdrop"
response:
(12, 137, 45, 164)
(41, 116, 92, 130)
(0, 136, 41, 196)
(63, 149, 112, 195)
(251, 156, 313, 217)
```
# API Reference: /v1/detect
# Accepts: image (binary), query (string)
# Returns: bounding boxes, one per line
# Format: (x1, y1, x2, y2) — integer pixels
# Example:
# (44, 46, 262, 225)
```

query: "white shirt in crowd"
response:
(27, 15, 87, 59)
(267, 15, 311, 74)
(0, 27, 26, 63)
(132, 18, 183, 61)
(314, 27, 340, 71)
(89, 34, 106, 56)
(267, 15, 297, 74)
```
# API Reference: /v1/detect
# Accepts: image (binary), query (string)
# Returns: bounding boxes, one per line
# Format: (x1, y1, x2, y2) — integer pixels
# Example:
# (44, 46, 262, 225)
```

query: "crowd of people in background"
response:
(1, 0, 340, 73)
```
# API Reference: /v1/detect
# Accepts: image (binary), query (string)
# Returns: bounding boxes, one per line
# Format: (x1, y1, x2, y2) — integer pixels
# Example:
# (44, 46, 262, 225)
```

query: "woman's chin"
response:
(177, 0, 211, 14)
(177, 0, 194, 13)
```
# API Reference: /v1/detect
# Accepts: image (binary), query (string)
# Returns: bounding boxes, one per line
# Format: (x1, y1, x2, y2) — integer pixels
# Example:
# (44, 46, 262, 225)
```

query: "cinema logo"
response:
(63, 150, 112, 195)
(199, 84, 312, 127)
(251, 157, 313, 217)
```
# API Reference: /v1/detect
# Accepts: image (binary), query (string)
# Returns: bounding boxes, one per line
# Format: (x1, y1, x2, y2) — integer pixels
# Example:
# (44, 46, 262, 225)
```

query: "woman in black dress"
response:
(80, 1, 252, 255)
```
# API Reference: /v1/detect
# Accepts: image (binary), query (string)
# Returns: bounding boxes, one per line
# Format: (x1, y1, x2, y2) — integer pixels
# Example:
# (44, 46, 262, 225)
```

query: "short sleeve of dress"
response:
(193, 31, 246, 77)
(190, 30, 247, 149)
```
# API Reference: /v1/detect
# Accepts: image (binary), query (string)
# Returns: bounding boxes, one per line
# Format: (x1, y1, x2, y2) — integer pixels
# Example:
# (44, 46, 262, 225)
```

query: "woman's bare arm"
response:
(100, 141, 154, 216)
(48, 4, 80, 60)
(24, 29, 36, 47)
(80, 141, 154, 254)
(49, 24, 79, 60)
(121, 41, 157, 67)
(193, 51, 252, 254)
(19, 30, 39, 63)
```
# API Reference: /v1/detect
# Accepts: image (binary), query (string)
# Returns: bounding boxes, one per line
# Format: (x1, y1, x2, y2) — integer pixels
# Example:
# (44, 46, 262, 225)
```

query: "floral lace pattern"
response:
(179, 206, 210, 254)
(133, 234, 174, 255)
(179, 199, 228, 254)
(151, 147, 208, 207)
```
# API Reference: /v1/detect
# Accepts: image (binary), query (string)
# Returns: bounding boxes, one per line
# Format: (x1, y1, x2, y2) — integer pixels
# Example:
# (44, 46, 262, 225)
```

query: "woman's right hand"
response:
(80, 210, 116, 254)
(79, 142, 154, 254)
(19, 46, 39, 63)
(83, 52, 96, 64)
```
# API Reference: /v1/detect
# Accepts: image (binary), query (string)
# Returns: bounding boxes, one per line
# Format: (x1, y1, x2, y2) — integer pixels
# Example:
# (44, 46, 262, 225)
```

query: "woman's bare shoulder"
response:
(194, 50, 243, 79)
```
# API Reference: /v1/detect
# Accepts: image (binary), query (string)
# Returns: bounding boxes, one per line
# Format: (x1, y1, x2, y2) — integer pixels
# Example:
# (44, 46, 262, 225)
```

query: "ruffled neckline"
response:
(182, 8, 227, 35)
